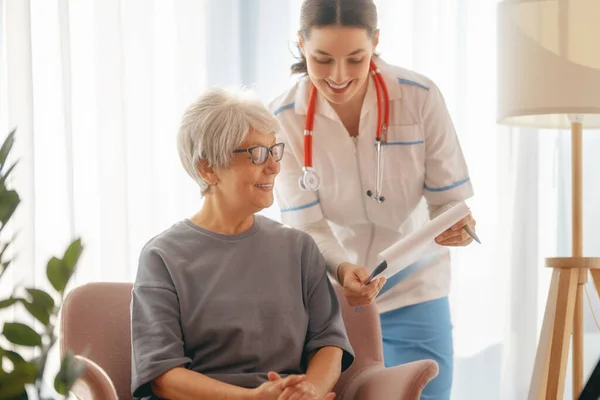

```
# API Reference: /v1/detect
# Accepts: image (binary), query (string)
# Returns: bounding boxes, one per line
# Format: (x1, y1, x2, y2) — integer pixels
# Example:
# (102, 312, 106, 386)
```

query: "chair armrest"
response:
(69, 355, 119, 400)
(354, 359, 439, 400)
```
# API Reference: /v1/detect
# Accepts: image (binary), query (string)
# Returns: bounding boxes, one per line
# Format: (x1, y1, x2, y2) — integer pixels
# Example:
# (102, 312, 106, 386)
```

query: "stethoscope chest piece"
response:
(298, 167, 321, 191)
(366, 190, 385, 203)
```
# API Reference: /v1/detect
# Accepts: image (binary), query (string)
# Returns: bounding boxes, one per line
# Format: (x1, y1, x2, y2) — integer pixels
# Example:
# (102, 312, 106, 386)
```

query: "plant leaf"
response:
(46, 257, 68, 293)
(0, 361, 36, 400)
(0, 161, 17, 187)
(0, 260, 11, 281)
(7, 392, 28, 400)
(0, 189, 20, 227)
(21, 300, 50, 325)
(62, 238, 83, 272)
(25, 289, 54, 311)
(0, 298, 18, 309)
(46, 240, 82, 294)
(54, 351, 85, 395)
(0, 129, 16, 173)
(0, 241, 9, 261)
(2, 323, 42, 347)
(0, 242, 11, 280)
(2, 349, 25, 365)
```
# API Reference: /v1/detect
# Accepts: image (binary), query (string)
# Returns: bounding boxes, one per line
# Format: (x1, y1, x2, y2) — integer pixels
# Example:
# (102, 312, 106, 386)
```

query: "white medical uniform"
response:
(270, 57, 473, 314)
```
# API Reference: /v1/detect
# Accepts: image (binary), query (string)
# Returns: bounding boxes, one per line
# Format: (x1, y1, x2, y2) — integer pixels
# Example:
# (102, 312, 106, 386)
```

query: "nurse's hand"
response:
(435, 213, 477, 246)
(337, 263, 386, 307)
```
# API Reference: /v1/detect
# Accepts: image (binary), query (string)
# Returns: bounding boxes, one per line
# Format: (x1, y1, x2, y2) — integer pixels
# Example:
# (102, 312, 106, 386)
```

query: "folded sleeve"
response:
(303, 238, 355, 372)
(130, 246, 192, 398)
(422, 82, 474, 208)
(274, 124, 348, 280)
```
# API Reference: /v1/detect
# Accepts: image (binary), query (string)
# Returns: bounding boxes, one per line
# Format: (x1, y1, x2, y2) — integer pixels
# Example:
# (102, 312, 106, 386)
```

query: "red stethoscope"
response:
(299, 60, 391, 203)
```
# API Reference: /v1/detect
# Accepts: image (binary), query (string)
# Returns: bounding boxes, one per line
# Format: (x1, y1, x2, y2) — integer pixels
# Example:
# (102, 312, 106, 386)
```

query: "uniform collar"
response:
(293, 57, 402, 122)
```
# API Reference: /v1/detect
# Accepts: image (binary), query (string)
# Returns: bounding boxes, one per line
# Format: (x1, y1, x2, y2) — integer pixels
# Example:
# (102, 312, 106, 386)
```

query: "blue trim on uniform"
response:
(398, 78, 430, 91)
(274, 102, 295, 116)
(385, 140, 424, 146)
(280, 199, 319, 213)
(424, 177, 470, 192)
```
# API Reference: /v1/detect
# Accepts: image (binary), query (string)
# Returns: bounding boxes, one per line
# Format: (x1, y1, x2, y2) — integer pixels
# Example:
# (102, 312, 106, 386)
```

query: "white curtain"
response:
(2, 0, 599, 399)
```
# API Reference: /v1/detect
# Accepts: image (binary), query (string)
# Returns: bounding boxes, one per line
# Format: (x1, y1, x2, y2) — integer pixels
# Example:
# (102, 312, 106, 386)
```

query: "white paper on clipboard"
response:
(375, 202, 471, 280)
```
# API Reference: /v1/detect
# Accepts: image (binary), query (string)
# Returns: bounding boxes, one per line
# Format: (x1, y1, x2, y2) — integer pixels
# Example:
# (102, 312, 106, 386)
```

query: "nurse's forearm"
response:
(305, 346, 344, 397)
(152, 367, 255, 400)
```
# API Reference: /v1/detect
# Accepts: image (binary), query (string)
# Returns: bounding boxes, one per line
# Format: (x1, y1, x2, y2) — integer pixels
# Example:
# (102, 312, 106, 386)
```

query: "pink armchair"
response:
(330, 284, 439, 399)
(60, 282, 438, 400)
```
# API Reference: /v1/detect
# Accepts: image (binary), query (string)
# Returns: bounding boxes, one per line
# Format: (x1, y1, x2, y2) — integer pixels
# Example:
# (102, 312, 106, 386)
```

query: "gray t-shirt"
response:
(131, 215, 354, 399)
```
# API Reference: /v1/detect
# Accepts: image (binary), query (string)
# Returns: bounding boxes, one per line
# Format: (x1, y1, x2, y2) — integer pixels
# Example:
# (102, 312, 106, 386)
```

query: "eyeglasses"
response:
(232, 143, 285, 165)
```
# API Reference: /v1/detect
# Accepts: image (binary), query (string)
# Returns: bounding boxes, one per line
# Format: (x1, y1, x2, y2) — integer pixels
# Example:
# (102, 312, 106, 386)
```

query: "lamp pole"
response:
(568, 114, 585, 398)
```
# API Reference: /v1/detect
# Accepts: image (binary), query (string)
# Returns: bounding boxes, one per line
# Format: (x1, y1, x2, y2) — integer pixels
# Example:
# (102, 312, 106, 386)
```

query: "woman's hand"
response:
(337, 263, 386, 307)
(252, 372, 307, 400)
(435, 213, 477, 247)
(277, 380, 336, 400)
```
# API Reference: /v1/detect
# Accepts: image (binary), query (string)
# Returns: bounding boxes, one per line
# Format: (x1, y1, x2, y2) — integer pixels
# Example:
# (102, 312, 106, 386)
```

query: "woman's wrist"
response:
(305, 378, 330, 398)
(245, 388, 261, 400)
(305, 347, 343, 398)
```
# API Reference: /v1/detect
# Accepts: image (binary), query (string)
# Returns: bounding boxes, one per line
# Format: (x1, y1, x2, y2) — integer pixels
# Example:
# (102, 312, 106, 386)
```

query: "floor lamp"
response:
(496, 1, 600, 399)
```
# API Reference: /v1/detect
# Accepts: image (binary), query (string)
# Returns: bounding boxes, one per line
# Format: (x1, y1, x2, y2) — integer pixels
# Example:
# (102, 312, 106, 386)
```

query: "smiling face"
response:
(212, 130, 281, 215)
(300, 25, 378, 105)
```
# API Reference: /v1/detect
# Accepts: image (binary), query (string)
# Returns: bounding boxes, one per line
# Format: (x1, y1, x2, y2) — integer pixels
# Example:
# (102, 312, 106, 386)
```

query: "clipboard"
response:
(355, 202, 471, 311)
(370, 202, 471, 282)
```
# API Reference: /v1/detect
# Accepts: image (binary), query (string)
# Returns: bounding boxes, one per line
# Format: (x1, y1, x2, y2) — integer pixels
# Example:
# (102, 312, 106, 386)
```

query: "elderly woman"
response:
(131, 87, 354, 400)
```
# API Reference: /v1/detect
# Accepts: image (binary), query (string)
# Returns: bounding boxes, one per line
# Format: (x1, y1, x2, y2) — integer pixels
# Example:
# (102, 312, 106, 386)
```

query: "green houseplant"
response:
(0, 129, 85, 399)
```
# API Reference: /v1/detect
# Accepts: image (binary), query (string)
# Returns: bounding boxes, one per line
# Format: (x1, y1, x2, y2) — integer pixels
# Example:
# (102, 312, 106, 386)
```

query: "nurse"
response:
(270, 1, 477, 399)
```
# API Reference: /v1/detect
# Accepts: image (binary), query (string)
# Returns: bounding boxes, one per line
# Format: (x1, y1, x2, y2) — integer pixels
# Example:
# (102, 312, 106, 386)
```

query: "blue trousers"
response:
(380, 297, 453, 400)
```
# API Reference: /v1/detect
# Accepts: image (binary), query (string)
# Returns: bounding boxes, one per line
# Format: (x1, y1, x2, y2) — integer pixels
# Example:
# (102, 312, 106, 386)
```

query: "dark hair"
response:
(291, 0, 378, 75)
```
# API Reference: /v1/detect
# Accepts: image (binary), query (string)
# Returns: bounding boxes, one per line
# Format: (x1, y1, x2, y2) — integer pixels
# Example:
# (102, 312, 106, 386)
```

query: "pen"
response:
(446, 204, 481, 244)
(364, 260, 388, 286)
(355, 261, 388, 312)
(463, 224, 481, 244)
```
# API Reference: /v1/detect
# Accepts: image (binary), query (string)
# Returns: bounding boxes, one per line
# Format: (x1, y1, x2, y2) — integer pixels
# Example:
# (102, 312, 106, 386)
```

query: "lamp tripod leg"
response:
(591, 270, 600, 313)
(545, 268, 578, 399)
(528, 268, 560, 400)
(573, 270, 586, 398)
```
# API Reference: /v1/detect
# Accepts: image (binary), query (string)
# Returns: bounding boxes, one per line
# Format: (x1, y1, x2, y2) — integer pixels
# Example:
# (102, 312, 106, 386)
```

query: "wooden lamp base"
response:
(528, 117, 600, 399)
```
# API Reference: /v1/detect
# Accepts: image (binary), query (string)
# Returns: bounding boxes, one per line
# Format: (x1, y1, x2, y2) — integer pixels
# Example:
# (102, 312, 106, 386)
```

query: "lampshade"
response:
(497, 0, 600, 129)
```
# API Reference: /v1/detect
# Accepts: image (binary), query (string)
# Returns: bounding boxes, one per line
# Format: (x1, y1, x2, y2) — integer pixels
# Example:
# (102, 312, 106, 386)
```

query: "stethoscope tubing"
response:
(300, 60, 391, 202)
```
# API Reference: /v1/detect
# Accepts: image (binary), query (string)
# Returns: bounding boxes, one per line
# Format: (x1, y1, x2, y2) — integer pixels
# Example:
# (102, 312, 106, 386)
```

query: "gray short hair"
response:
(177, 86, 281, 194)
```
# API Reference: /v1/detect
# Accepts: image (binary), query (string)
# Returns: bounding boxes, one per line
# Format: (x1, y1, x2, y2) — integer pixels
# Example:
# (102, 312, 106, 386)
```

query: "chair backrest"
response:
(60, 282, 134, 400)
(331, 283, 384, 395)
(60, 282, 382, 400)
